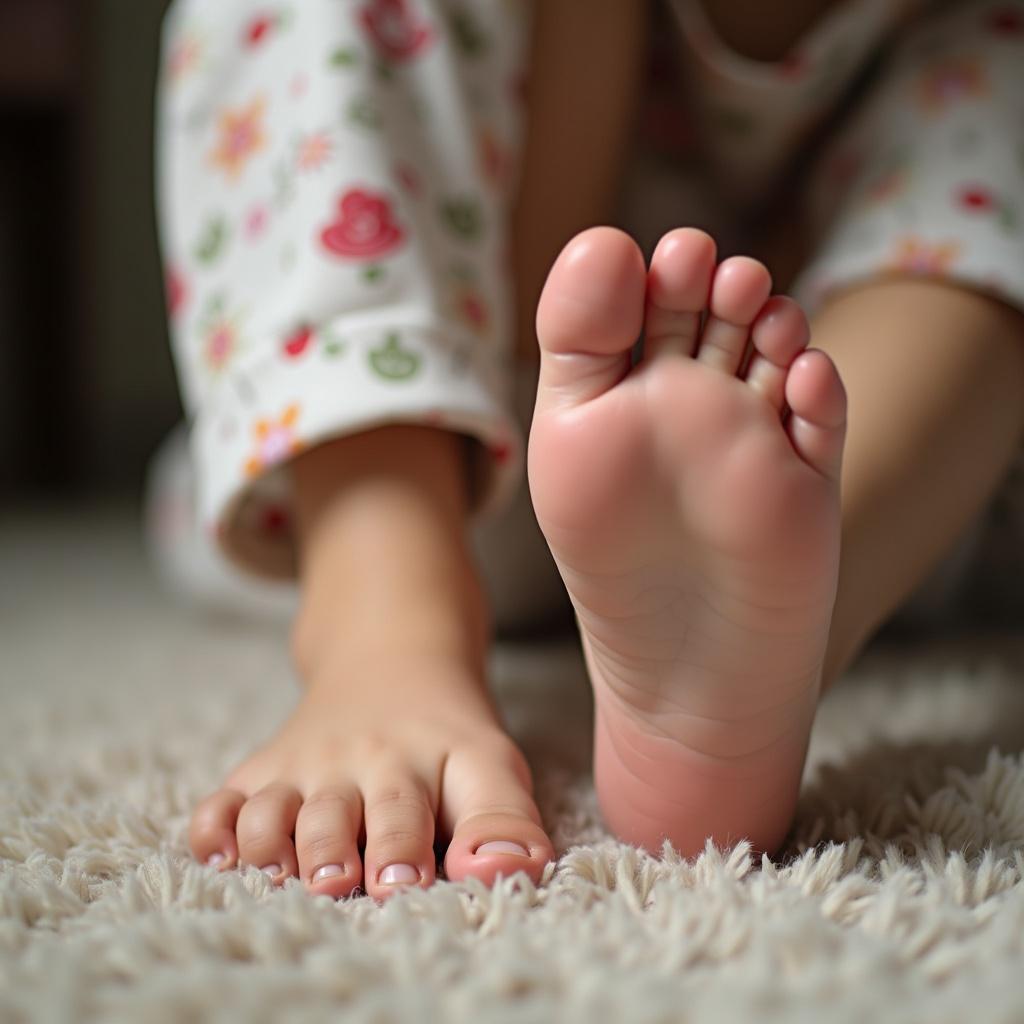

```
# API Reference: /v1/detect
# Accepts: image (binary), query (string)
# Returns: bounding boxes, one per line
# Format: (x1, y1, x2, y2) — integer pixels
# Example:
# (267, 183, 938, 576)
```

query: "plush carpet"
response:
(2, 506, 1024, 1023)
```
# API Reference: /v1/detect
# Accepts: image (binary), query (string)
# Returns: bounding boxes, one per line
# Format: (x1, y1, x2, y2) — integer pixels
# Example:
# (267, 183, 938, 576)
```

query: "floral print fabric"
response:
(788, 0, 1024, 318)
(157, 0, 529, 578)
(156, 0, 1024, 581)
(668, 0, 1024, 319)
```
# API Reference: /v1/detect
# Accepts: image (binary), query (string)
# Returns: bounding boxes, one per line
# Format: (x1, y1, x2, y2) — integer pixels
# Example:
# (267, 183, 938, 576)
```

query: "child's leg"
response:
(786, 0, 1024, 686)
(160, 0, 646, 898)
(527, 1, 1024, 859)
(812, 279, 1024, 688)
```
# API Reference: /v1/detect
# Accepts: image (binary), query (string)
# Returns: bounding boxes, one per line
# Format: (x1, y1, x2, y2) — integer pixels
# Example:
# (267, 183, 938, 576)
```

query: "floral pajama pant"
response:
(152, 0, 1024, 615)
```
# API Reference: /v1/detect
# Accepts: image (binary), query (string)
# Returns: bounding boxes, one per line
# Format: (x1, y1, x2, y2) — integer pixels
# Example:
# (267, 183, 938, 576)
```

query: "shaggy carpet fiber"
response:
(3, 506, 1024, 1023)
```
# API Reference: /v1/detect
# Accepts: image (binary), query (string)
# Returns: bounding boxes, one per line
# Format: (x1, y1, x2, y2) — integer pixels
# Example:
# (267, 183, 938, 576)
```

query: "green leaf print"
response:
(361, 264, 386, 284)
(440, 198, 484, 241)
(368, 333, 420, 381)
(330, 47, 359, 68)
(322, 328, 347, 358)
(199, 291, 227, 331)
(348, 96, 382, 130)
(448, 10, 489, 57)
(195, 217, 228, 265)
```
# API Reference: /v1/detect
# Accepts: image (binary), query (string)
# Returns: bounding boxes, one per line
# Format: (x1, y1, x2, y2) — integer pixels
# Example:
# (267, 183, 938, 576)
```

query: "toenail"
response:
(206, 852, 225, 868)
(312, 864, 344, 883)
(474, 840, 529, 857)
(379, 863, 419, 886)
(261, 864, 282, 877)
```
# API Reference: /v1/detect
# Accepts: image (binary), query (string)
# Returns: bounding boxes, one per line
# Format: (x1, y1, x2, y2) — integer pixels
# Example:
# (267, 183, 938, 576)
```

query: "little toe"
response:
(535, 226, 647, 409)
(234, 782, 303, 884)
(744, 296, 811, 411)
(190, 788, 246, 870)
(361, 770, 437, 901)
(696, 256, 772, 376)
(785, 350, 848, 480)
(294, 787, 364, 899)
(643, 227, 717, 361)
(441, 746, 553, 887)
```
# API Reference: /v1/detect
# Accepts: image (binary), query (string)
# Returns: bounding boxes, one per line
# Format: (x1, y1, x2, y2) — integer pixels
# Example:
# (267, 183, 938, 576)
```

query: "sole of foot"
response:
(528, 226, 846, 858)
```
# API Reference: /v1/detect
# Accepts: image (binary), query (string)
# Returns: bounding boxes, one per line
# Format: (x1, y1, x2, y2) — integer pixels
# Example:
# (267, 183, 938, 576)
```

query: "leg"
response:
(161, 0, 554, 899)
(163, 0, 647, 896)
(510, 0, 648, 367)
(813, 278, 1024, 688)
(784, 0, 1024, 684)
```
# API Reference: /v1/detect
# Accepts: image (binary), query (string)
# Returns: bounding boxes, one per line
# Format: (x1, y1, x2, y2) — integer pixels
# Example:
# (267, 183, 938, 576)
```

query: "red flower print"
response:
(259, 504, 291, 536)
(166, 267, 187, 318)
(491, 441, 511, 466)
(956, 184, 996, 211)
(452, 285, 489, 335)
(245, 15, 273, 46)
(358, 0, 433, 61)
(320, 188, 405, 260)
(460, 294, 487, 331)
(203, 319, 238, 372)
(244, 204, 269, 240)
(988, 7, 1024, 34)
(477, 129, 511, 189)
(394, 162, 421, 196)
(283, 324, 314, 358)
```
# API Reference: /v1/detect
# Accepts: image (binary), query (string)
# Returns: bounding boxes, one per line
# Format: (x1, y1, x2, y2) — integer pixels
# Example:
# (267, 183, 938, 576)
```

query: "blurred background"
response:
(0, 0, 1018, 632)
(1, 0, 177, 505)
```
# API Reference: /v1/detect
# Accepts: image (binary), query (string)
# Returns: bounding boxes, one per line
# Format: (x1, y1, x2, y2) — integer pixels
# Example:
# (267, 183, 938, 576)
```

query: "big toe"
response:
(441, 744, 553, 887)
(535, 226, 647, 409)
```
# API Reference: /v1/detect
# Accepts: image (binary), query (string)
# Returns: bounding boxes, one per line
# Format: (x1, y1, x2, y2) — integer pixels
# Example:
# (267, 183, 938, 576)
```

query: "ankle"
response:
(289, 426, 491, 682)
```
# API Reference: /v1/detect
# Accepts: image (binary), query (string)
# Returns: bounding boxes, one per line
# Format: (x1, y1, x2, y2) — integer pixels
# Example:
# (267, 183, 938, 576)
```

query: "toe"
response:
(294, 787, 364, 899)
(643, 227, 717, 361)
(234, 782, 303, 884)
(785, 349, 848, 481)
(744, 296, 811, 411)
(535, 226, 646, 410)
(361, 768, 437, 901)
(696, 256, 772, 376)
(441, 742, 553, 887)
(190, 788, 246, 870)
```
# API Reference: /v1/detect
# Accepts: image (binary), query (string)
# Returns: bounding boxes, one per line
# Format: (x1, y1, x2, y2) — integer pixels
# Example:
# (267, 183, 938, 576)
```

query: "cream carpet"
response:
(3, 506, 1024, 1023)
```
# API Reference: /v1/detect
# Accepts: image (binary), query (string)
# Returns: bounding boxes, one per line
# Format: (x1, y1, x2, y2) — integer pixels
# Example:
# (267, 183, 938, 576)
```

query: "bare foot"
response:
(528, 227, 847, 857)
(189, 427, 554, 901)
(188, 651, 553, 900)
